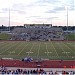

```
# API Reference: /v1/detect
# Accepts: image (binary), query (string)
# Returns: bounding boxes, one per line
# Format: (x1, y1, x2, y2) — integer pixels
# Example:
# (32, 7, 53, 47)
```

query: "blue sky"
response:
(0, 0, 74, 26)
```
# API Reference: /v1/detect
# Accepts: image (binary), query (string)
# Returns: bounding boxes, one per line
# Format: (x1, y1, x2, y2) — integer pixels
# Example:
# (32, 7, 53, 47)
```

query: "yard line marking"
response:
(8, 42, 24, 55)
(63, 42, 74, 53)
(9, 51, 15, 55)
(51, 42, 59, 58)
(0, 42, 7, 48)
(0, 42, 12, 52)
(17, 42, 29, 56)
(57, 42, 69, 57)
(26, 52, 33, 53)
(37, 42, 41, 57)
(45, 52, 52, 53)
(61, 42, 75, 57)
(27, 42, 35, 56)
(62, 52, 70, 53)
(7, 42, 20, 55)
(0, 42, 18, 54)
(45, 43, 49, 57)
(67, 42, 75, 48)
(66, 42, 75, 51)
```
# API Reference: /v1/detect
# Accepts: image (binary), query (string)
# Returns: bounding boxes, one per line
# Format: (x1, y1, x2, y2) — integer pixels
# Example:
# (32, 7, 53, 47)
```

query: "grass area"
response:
(0, 41, 75, 60)
(0, 33, 9, 40)
(65, 33, 75, 40)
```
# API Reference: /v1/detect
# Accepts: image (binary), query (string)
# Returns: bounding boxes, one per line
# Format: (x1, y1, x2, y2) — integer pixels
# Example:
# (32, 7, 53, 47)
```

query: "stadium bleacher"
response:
(11, 24, 64, 41)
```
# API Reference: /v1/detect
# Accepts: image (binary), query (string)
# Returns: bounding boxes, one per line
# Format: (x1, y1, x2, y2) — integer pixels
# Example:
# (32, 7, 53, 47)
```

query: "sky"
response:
(0, 0, 74, 26)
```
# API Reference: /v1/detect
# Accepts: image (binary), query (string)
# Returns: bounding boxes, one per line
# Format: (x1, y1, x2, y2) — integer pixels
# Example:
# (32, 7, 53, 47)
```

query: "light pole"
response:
(65, 6, 69, 41)
(66, 7, 68, 33)
(9, 8, 10, 32)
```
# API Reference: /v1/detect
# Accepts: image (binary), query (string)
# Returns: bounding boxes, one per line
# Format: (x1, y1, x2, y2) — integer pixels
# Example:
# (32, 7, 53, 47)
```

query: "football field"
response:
(0, 41, 75, 60)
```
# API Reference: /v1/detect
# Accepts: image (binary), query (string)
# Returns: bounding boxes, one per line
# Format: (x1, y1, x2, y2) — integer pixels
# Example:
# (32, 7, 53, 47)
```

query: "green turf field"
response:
(0, 33, 9, 40)
(65, 33, 75, 40)
(0, 41, 75, 60)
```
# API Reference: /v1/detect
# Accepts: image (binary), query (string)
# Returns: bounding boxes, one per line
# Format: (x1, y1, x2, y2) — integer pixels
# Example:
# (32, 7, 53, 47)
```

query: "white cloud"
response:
(0, 0, 74, 26)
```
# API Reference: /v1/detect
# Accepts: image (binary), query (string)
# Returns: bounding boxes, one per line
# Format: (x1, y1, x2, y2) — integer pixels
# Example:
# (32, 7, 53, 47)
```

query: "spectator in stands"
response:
(0, 66, 75, 75)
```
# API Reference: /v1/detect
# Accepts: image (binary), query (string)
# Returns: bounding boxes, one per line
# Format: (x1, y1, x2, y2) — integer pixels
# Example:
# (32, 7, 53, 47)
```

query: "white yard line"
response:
(0, 42, 7, 47)
(62, 42, 74, 53)
(0, 42, 11, 52)
(56, 42, 69, 57)
(27, 43, 35, 56)
(46, 43, 48, 56)
(18, 43, 29, 56)
(0, 42, 18, 54)
(8, 42, 24, 55)
(51, 42, 59, 58)
(67, 42, 74, 47)
(66, 42, 75, 51)
(37, 42, 41, 57)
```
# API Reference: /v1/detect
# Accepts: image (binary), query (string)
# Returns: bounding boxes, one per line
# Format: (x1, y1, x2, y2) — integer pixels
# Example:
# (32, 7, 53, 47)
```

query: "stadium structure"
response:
(10, 24, 64, 41)
(0, 24, 75, 74)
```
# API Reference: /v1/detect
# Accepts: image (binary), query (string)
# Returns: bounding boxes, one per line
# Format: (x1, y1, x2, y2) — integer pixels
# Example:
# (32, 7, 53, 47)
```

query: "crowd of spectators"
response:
(0, 66, 75, 75)
(0, 66, 46, 74)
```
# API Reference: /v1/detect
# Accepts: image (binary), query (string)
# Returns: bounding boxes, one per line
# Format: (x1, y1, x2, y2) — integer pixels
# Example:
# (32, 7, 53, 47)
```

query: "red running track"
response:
(0, 60, 75, 68)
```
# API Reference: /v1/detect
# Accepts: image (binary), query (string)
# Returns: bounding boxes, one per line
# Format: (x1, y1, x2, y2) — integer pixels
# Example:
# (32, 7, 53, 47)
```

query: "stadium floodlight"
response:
(8, 0, 11, 32)
(65, 6, 69, 41)
(9, 8, 10, 32)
